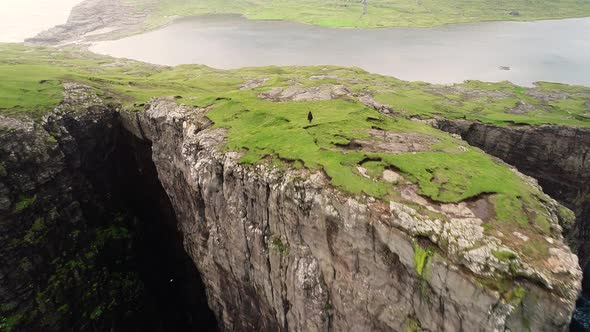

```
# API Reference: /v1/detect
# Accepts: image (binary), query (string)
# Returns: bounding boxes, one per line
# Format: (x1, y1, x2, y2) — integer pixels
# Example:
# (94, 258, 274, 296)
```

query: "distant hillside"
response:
(141, 0, 590, 28)
(27, 0, 590, 45)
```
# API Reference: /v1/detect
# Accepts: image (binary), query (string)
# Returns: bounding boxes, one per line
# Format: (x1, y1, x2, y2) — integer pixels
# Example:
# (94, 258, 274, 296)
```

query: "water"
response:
(572, 295, 590, 331)
(0, 0, 81, 42)
(90, 15, 590, 87)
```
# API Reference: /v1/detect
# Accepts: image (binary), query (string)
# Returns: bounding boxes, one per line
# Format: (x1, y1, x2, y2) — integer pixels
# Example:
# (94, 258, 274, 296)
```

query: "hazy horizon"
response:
(0, 0, 81, 42)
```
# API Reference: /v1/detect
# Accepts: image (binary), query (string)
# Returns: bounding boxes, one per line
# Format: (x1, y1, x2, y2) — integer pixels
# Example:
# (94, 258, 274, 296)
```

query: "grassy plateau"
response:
(1, 43, 587, 264)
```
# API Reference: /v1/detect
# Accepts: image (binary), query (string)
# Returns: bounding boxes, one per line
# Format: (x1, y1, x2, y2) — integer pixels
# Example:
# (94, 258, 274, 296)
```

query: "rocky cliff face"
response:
(434, 119, 590, 289)
(0, 85, 217, 331)
(0, 85, 120, 328)
(0, 83, 583, 331)
(119, 99, 581, 331)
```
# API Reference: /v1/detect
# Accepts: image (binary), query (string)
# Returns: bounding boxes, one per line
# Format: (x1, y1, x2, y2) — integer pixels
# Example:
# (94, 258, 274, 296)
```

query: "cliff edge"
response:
(119, 98, 581, 331)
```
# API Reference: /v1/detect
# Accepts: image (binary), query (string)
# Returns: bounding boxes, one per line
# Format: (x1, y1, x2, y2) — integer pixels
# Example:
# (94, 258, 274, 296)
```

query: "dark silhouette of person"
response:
(307, 111, 314, 123)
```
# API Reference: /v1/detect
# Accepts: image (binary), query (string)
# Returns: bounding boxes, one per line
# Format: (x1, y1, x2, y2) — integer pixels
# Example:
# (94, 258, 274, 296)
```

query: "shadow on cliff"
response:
(110, 126, 219, 331)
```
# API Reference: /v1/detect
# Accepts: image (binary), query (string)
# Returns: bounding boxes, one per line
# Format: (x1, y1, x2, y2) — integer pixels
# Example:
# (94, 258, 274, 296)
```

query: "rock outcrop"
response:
(26, 0, 152, 45)
(119, 99, 581, 331)
(434, 119, 590, 288)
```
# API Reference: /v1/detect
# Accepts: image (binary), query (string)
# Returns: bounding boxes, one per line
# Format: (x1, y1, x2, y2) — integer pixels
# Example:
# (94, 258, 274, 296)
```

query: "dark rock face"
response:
(434, 119, 590, 281)
(113, 127, 219, 332)
(0, 103, 120, 329)
(0, 86, 217, 331)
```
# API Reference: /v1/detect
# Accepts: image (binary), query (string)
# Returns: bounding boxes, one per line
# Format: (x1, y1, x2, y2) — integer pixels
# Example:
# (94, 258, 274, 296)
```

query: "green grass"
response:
(0, 43, 580, 243)
(373, 80, 590, 128)
(0, 65, 65, 119)
(413, 243, 432, 277)
(493, 250, 518, 262)
(271, 237, 289, 255)
(205, 89, 556, 233)
(126, 0, 590, 29)
(0, 163, 7, 177)
(14, 195, 36, 213)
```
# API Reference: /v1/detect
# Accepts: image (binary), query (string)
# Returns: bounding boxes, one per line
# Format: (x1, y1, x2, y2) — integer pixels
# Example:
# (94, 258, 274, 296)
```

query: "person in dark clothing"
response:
(307, 111, 314, 123)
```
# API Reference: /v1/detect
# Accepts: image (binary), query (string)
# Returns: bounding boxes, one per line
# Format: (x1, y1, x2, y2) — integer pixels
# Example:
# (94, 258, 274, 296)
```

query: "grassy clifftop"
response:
(127, 0, 590, 29)
(2, 44, 588, 125)
(0, 44, 585, 293)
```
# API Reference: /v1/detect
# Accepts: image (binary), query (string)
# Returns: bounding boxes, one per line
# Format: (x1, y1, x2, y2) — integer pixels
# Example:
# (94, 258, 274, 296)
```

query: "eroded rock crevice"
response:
(113, 126, 219, 331)
(0, 102, 218, 331)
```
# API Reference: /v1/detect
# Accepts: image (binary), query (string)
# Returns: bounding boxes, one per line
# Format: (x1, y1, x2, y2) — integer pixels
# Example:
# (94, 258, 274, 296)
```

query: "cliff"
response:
(0, 84, 129, 329)
(1, 45, 587, 331)
(0, 84, 217, 331)
(434, 119, 590, 291)
(119, 98, 580, 331)
(0, 84, 582, 331)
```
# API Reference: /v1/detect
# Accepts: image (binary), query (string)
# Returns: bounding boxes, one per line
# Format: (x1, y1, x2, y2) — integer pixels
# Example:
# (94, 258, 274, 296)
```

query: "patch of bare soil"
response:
(400, 184, 493, 221)
(337, 129, 438, 154)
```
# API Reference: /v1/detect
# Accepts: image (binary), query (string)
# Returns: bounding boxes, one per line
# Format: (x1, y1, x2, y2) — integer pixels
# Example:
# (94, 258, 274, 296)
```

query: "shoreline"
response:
(24, 0, 590, 45)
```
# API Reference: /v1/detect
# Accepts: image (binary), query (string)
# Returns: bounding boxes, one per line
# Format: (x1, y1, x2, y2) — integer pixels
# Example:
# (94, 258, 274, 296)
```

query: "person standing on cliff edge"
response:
(307, 111, 313, 123)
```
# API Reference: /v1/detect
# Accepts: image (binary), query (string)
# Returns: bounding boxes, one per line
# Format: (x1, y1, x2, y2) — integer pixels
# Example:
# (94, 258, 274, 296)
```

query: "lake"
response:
(90, 14, 590, 87)
(0, 0, 81, 42)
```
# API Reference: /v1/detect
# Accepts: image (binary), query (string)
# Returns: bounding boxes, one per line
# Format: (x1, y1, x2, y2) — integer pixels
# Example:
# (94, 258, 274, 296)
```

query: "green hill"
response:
(129, 0, 590, 29)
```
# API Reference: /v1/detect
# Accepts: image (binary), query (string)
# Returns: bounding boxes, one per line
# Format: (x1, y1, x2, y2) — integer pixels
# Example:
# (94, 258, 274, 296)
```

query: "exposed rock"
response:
(240, 78, 269, 90)
(356, 166, 370, 178)
(0, 87, 121, 329)
(259, 85, 351, 102)
(548, 247, 580, 275)
(309, 75, 337, 80)
(506, 100, 539, 114)
(358, 94, 395, 114)
(338, 129, 438, 154)
(430, 86, 513, 99)
(0, 81, 583, 331)
(434, 118, 590, 290)
(0, 85, 217, 331)
(119, 98, 581, 331)
(513, 231, 530, 242)
(382, 169, 401, 183)
(526, 87, 571, 103)
(26, 0, 152, 45)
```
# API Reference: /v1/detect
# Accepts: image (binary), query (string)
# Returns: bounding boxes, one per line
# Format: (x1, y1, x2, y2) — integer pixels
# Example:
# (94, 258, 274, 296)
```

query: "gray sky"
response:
(0, 0, 81, 42)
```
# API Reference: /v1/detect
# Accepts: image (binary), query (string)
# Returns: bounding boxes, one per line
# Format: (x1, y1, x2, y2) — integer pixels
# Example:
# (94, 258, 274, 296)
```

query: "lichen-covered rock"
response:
(124, 99, 581, 331)
(434, 119, 590, 289)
